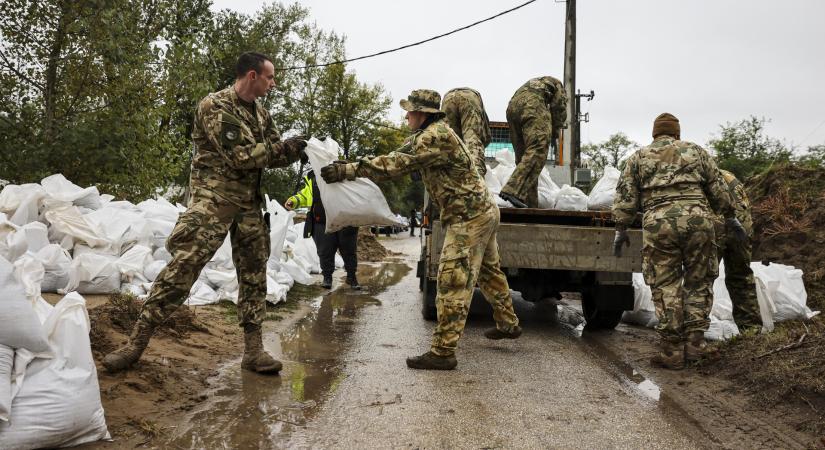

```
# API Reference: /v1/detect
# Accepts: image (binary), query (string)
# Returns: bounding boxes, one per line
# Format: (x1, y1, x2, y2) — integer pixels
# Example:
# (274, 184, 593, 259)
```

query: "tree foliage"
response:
(581, 132, 638, 179)
(707, 116, 792, 180)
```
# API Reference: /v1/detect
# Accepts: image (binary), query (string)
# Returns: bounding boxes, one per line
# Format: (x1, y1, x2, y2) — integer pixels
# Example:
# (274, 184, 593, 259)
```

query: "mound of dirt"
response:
(357, 228, 390, 262)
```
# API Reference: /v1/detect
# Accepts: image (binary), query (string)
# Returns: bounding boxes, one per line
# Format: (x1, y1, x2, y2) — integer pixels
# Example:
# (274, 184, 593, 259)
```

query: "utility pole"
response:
(562, 0, 576, 183)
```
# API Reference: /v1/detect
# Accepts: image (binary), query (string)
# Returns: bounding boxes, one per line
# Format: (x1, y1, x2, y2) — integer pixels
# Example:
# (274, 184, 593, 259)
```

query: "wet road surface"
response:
(163, 235, 712, 449)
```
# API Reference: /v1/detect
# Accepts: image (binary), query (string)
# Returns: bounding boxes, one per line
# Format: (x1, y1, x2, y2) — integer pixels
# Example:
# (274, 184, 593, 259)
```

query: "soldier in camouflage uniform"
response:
(715, 170, 760, 329)
(442, 88, 492, 176)
(612, 113, 746, 369)
(499, 76, 567, 208)
(320, 89, 522, 370)
(103, 52, 307, 375)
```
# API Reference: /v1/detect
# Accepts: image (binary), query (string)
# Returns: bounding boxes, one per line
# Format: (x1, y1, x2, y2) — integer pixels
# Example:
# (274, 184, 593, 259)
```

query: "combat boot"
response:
(650, 340, 685, 370)
(103, 318, 156, 372)
(346, 273, 361, 291)
(484, 325, 523, 340)
(241, 326, 283, 374)
(405, 351, 457, 370)
(499, 192, 527, 208)
(321, 273, 333, 289)
(685, 331, 719, 364)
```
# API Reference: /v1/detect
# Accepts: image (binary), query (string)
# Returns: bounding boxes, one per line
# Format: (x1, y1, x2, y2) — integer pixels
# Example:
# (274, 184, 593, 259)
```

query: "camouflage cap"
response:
(400, 89, 444, 115)
(653, 112, 680, 139)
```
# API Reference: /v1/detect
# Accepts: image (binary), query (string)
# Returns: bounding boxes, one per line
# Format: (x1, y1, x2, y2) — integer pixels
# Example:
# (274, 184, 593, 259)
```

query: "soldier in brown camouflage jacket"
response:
(321, 89, 522, 370)
(104, 52, 307, 375)
(442, 88, 492, 176)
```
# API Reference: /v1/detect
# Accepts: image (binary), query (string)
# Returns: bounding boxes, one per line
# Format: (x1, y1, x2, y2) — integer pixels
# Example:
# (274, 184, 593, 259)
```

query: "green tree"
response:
(798, 144, 825, 167)
(707, 116, 792, 180)
(581, 132, 638, 179)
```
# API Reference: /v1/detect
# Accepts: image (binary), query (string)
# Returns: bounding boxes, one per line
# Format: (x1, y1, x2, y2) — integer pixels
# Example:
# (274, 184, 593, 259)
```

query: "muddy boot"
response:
(346, 273, 361, 291)
(484, 325, 523, 340)
(405, 351, 457, 370)
(650, 340, 685, 370)
(499, 192, 527, 208)
(685, 331, 719, 364)
(320, 273, 333, 289)
(102, 318, 156, 372)
(241, 326, 283, 375)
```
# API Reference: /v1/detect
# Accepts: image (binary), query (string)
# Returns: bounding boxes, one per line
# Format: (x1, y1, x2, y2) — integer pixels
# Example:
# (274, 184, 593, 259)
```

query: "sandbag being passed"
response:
(304, 137, 400, 233)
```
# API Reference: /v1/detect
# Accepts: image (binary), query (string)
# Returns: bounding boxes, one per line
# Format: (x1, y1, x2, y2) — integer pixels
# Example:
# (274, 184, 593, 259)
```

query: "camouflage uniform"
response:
(331, 90, 520, 356)
(613, 135, 734, 343)
(500, 76, 567, 207)
(141, 86, 301, 328)
(715, 170, 760, 326)
(442, 88, 491, 176)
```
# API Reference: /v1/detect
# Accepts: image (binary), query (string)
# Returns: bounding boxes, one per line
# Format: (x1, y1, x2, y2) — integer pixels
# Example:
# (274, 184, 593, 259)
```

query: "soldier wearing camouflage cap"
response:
(499, 76, 568, 208)
(612, 113, 746, 370)
(320, 89, 522, 370)
(103, 52, 307, 375)
(442, 88, 492, 176)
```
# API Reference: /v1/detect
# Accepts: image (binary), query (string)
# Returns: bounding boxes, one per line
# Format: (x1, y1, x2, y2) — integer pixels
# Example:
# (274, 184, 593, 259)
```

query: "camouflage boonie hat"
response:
(400, 89, 444, 115)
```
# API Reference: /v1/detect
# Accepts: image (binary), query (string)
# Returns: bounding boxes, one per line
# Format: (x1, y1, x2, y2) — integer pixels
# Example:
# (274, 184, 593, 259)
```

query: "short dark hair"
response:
(235, 52, 273, 79)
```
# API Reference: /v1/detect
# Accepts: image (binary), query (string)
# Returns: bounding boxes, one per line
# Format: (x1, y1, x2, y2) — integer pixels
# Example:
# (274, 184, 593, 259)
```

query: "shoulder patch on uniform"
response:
(219, 112, 243, 146)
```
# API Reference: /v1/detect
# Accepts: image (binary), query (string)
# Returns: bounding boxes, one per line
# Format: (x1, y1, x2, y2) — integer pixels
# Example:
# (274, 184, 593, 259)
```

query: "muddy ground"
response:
(69, 233, 824, 449)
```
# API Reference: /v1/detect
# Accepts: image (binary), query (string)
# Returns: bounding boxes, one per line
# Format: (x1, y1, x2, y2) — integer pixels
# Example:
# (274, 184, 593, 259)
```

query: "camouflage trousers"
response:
(432, 207, 520, 356)
(501, 99, 553, 208)
(140, 198, 269, 328)
(720, 231, 760, 327)
(642, 214, 718, 343)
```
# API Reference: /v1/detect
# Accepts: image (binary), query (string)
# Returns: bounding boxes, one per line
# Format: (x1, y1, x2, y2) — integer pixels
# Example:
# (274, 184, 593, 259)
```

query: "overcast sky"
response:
(212, 0, 825, 150)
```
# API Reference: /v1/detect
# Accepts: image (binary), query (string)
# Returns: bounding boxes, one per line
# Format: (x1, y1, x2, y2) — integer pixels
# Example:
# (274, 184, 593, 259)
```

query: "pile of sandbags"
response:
(484, 150, 561, 209)
(622, 261, 820, 340)
(0, 174, 330, 309)
(0, 256, 110, 448)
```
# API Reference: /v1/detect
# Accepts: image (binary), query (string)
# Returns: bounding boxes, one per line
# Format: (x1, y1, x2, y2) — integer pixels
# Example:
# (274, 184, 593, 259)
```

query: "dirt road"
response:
(92, 234, 823, 449)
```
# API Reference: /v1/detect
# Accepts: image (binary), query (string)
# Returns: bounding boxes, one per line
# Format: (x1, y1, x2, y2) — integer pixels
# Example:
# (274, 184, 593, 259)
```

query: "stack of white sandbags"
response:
(0, 255, 110, 448)
(586, 167, 621, 211)
(0, 174, 327, 308)
(484, 150, 561, 209)
(622, 262, 820, 340)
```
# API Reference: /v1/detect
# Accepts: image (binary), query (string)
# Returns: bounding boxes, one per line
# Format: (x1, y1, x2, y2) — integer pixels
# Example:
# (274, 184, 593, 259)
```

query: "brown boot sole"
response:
(242, 361, 283, 374)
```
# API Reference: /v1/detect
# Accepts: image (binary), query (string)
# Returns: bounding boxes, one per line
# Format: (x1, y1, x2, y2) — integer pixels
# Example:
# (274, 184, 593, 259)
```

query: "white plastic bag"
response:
(144, 260, 167, 282)
(587, 166, 621, 211)
(0, 344, 11, 422)
(554, 185, 588, 211)
(538, 168, 560, 209)
(0, 257, 50, 354)
(186, 281, 219, 306)
(304, 137, 400, 233)
(281, 258, 313, 285)
(621, 273, 658, 327)
(40, 174, 102, 210)
(265, 195, 294, 262)
(62, 252, 121, 294)
(0, 293, 111, 448)
(114, 245, 153, 282)
(705, 316, 740, 341)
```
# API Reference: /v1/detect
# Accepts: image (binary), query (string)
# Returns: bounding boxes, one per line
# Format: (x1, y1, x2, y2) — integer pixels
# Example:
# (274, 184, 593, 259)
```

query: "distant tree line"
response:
(0, 0, 420, 213)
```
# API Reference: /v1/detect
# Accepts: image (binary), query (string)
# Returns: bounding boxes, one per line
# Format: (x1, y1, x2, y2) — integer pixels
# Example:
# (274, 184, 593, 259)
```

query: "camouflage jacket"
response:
(613, 136, 735, 227)
(353, 118, 494, 225)
(718, 169, 753, 235)
(442, 88, 491, 176)
(190, 86, 299, 209)
(509, 76, 568, 134)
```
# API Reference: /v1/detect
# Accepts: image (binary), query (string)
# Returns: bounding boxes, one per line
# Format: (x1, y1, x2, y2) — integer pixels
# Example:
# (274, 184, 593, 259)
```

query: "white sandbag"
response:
(554, 185, 588, 211)
(0, 257, 50, 354)
(483, 166, 501, 194)
(33, 245, 71, 293)
(0, 185, 35, 213)
(62, 252, 121, 294)
(44, 206, 110, 249)
(705, 316, 740, 341)
(0, 344, 11, 422)
(0, 292, 111, 448)
(752, 262, 819, 323)
(272, 270, 294, 289)
(281, 258, 313, 285)
(292, 224, 320, 274)
(335, 253, 344, 269)
(537, 168, 560, 209)
(266, 275, 288, 304)
(12, 255, 45, 302)
(153, 246, 172, 263)
(492, 164, 514, 188)
(0, 214, 20, 262)
(210, 235, 234, 270)
(40, 174, 102, 210)
(621, 273, 658, 327)
(8, 185, 46, 226)
(587, 166, 621, 211)
(304, 137, 400, 233)
(114, 245, 153, 282)
(201, 267, 236, 290)
(85, 206, 150, 251)
(144, 260, 167, 282)
(185, 281, 219, 306)
(135, 197, 180, 223)
(120, 283, 145, 296)
(265, 195, 294, 261)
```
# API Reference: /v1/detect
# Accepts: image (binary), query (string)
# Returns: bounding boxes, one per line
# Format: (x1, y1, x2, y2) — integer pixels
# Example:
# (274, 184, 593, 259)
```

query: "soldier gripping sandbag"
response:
(499, 76, 567, 208)
(612, 113, 746, 370)
(442, 87, 492, 176)
(319, 89, 522, 370)
(103, 52, 307, 375)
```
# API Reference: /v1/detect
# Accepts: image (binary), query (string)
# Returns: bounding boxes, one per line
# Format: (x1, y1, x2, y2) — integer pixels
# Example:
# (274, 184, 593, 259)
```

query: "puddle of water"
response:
(164, 262, 411, 449)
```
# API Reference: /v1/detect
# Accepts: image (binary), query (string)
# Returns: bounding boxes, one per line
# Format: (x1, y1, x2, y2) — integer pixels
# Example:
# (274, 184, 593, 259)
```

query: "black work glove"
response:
(613, 228, 630, 257)
(726, 217, 748, 243)
(298, 148, 308, 164)
(320, 161, 356, 184)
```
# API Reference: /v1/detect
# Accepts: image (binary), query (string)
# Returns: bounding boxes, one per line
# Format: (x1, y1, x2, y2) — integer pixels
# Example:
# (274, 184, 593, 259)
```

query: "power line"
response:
(278, 0, 539, 70)
(798, 117, 825, 146)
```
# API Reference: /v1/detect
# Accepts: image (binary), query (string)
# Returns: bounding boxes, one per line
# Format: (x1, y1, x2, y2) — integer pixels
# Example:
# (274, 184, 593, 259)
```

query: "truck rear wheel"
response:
(582, 290, 623, 330)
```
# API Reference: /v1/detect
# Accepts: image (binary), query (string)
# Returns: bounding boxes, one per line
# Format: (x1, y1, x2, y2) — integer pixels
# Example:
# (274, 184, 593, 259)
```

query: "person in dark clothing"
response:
(285, 170, 360, 290)
(409, 208, 418, 237)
